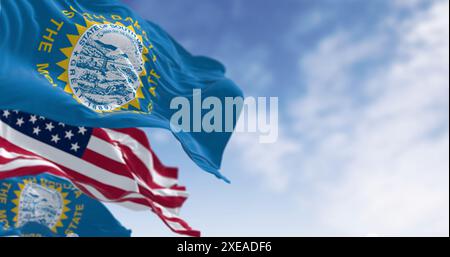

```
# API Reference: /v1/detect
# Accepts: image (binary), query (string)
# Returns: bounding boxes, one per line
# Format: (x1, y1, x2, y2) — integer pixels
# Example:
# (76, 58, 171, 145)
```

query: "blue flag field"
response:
(0, 0, 243, 181)
(0, 174, 131, 237)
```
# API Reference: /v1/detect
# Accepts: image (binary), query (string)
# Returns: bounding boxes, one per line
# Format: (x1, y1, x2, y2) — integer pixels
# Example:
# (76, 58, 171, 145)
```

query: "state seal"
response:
(68, 24, 144, 112)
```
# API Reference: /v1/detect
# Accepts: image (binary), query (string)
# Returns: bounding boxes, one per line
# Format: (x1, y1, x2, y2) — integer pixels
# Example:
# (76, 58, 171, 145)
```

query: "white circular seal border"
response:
(68, 24, 144, 112)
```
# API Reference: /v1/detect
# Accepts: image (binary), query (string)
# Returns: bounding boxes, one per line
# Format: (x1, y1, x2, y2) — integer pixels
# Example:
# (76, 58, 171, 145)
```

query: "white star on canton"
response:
(16, 117, 24, 127)
(65, 130, 74, 140)
(39, 116, 45, 120)
(29, 115, 38, 124)
(13, 110, 19, 114)
(70, 142, 80, 152)
(45, 122, 55, 131)
(2, 110, 10, 118)
(51, 134, 61, 144)
(78, 127, 87, 135)
(58, 122, 65, 127)
(32, 126, 41, 135)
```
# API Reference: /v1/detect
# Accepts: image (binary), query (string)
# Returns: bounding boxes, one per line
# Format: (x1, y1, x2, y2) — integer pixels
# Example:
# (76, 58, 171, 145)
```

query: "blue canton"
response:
(0, 110, 92, 158)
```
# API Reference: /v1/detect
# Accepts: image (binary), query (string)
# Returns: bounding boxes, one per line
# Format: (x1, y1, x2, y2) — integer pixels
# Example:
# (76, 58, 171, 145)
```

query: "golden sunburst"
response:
(56, 17, 157, 113)
(11, 178, 71, 233)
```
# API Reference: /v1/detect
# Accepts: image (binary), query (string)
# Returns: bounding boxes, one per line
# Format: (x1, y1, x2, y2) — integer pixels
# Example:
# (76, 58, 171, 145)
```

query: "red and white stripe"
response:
(0, 120, 200, 237)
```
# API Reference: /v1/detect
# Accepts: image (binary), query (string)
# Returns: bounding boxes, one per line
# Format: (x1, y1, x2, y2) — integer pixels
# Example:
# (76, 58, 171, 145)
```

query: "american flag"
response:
(0, 110, 200, 236)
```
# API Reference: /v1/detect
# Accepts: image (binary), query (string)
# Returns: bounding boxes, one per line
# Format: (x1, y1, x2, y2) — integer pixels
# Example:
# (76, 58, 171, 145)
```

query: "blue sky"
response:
(106, 0, 449, 236)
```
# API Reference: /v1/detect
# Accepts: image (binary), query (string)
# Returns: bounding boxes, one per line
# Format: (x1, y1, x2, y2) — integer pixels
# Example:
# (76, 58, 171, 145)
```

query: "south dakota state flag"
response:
(0, 174, 131, 237)
(0, 0, 243, 181)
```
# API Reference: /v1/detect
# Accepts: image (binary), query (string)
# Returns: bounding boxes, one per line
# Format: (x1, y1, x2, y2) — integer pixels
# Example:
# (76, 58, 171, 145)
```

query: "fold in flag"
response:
(0, 0, 243, 181)
(0, 110, 200, 237)
(0, 174, 131, 237)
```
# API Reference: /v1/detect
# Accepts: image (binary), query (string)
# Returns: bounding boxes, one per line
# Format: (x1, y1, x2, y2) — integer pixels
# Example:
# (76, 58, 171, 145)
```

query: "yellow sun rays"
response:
(56, 17, 155, 113)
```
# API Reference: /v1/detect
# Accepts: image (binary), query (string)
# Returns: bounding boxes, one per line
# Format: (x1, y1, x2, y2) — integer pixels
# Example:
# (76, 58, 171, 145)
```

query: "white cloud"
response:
(229, 130, 300, 192)
(227, 106, 300, 192)
(290, 0, 449, 235)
